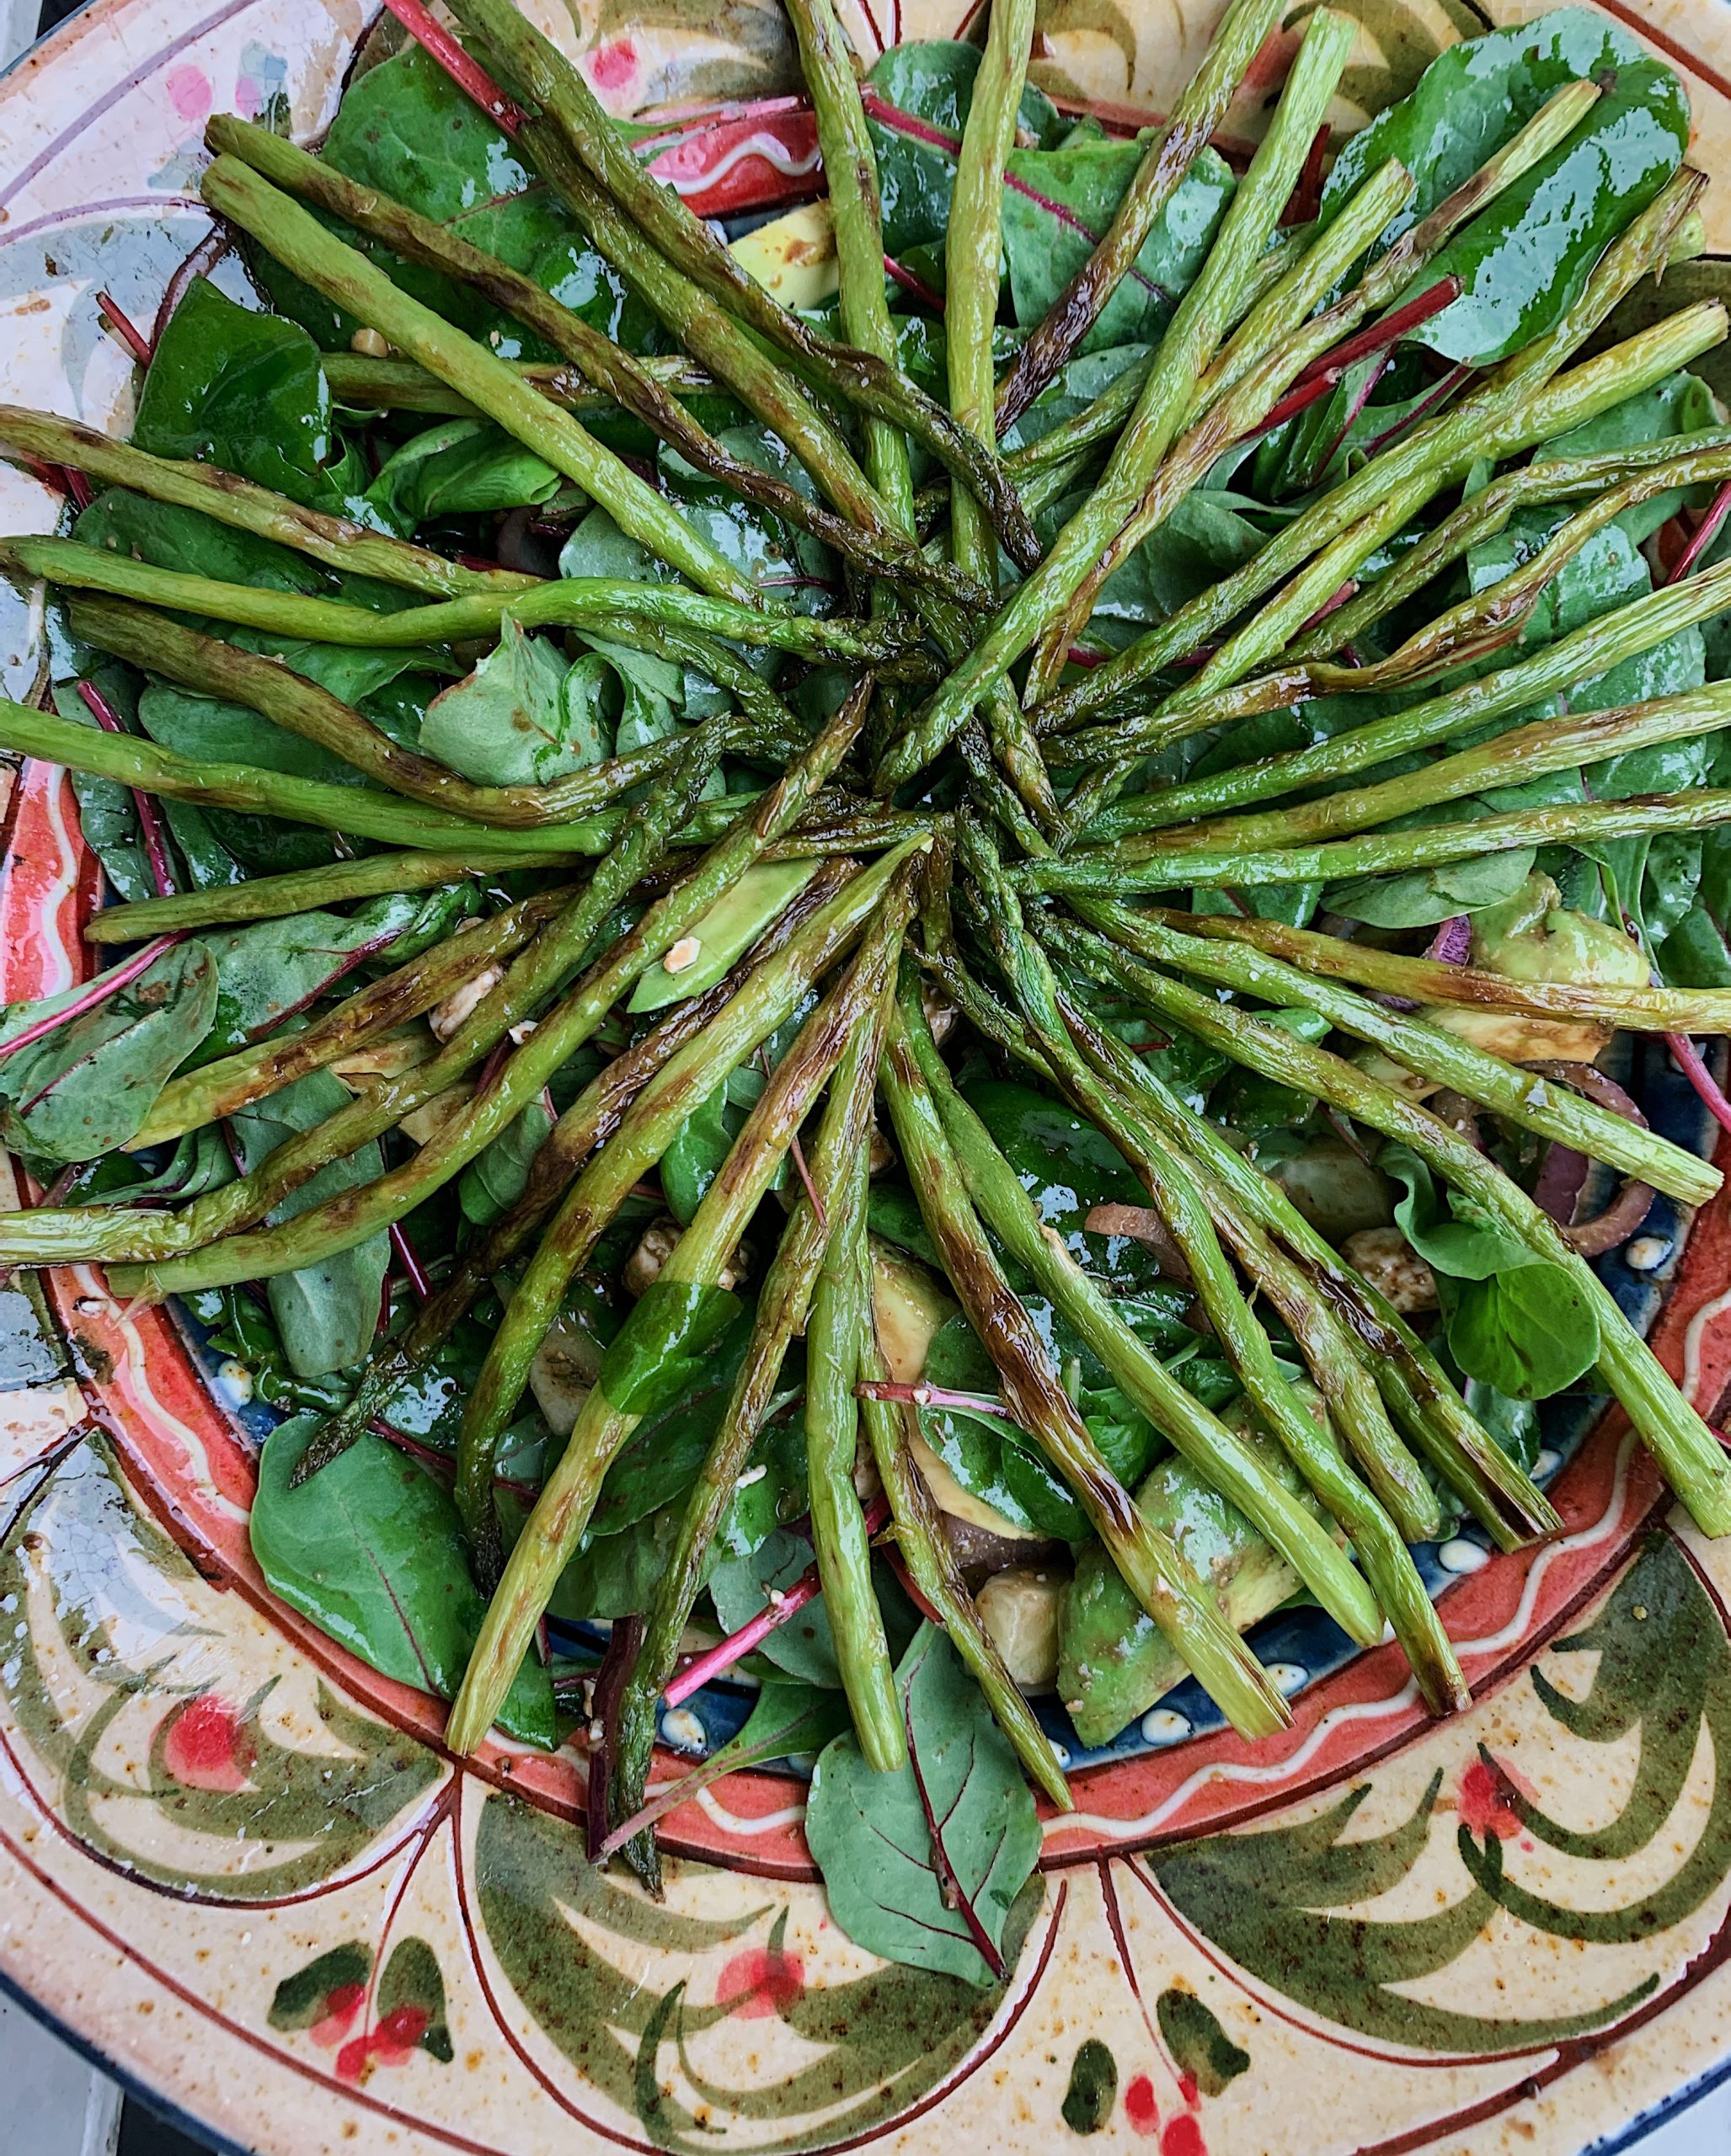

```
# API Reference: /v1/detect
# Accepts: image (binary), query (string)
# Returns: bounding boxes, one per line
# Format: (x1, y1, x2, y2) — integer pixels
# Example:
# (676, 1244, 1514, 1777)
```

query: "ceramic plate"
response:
(3, 2, 1731, 2151)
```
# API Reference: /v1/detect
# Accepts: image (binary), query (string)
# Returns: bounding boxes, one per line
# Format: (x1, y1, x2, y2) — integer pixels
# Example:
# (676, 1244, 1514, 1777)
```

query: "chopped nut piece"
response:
(429, 963, 503, 1042)
(1342, 1225, 1439, 1313)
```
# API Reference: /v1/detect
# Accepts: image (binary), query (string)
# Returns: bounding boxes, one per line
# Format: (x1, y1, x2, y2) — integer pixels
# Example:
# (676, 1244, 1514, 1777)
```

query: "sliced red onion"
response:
(1084, 1200, 1191, 1280)
(1423, 915, 1472, 967)
(1525, 1060, 1654, 1255)
(1666, 1033, 1731, 1142)
(1532, 1141, 1590, 1228)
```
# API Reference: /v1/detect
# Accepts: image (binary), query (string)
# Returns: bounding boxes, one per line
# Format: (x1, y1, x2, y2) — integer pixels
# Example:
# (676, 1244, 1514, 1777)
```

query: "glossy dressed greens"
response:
(2, 0, 1730, 1990)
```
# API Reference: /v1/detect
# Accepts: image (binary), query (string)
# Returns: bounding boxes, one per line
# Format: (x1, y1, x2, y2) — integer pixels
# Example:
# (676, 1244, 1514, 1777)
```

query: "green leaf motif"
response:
(377, 1936, 453, 2063)
(1061, 2036, 1118, 2133)
(1155, 1986, 1248, 2097)
(473, 1790, 1027, 2153)
(0, 1441, 440, 1899)
(269, 1943, 372, 2031)
(1461, 1534, 1731, 1935)
(806, 1622, 1044, 1985)
(1151, 1534, 1731, 2052)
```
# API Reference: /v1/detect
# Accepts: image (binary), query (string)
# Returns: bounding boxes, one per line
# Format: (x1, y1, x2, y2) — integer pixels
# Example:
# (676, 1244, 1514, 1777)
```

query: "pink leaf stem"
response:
(883, 254, 945, 312)
(95, 290, 154, 367)
(389, 1221, 431, 1305)
(378, 0, 526, 133)
(1666, 1031, 1731, 1141)
(0, 935, 182, 1065)
(77, 679, 178, 899)
(664, 1497, 890, 1707)
(855, 1378, 1012, 1417)
(1664, 478, 1731, 585)
(153, 228, 232, 350)
(1290, 279, 1462, 389)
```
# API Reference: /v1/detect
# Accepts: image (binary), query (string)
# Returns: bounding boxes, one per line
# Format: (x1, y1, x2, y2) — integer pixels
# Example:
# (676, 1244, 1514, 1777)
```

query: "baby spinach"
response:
(1321, 13, 1688, 366)
(133, 279, 371, 517)
(72, 485, 414, 613)
(1439, 1263, 1600, 1400)
(805, 1621, 1042, 1985)
(252, 1414, 554, 1744)
(1002, 136, 1235, 355)
(459, 1100, 554, 1225)
(366, 418, 564, 535)
(709, 1529, 841, 1687)
(959, 1073, 1176, 1284)
(0, 940, 216, 1161)
(230, 1069, 390, 1376)
(1381, 1144, 1599, 1397)
(313, 44, 655, 357)
(866, 40, 1062, 263)
(419, 618, 599, 786)
(195, 893, 447, 1056)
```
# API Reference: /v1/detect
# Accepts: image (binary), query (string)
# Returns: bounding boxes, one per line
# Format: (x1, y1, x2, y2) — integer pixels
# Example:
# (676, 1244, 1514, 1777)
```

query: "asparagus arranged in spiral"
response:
(1, 0, 1729, 1934)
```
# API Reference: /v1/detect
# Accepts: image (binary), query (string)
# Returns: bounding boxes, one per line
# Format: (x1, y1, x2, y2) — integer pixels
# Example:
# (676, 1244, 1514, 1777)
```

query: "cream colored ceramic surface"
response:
(3, 3, 1731, 2153)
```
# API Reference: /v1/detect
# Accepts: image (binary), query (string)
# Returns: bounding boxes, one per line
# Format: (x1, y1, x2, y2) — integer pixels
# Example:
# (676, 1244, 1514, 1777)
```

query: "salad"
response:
(1, 0, 1730, 1988)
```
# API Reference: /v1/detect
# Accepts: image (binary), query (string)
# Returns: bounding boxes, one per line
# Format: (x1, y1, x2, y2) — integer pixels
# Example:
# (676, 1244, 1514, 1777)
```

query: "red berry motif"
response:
(159, 1694, 254, 1793)
(715, 1945, 806, 2019)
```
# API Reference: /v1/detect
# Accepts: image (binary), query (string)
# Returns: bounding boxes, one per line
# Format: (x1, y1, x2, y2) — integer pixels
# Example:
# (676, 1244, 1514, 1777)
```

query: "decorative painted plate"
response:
(3, 3, 1731, 2152)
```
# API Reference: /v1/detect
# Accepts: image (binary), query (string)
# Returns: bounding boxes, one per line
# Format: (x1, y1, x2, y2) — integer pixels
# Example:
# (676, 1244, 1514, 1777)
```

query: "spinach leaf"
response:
(1002, 136, 1235, 354)
(585, 1312, 758, 1537)
(709, 1529, 841, 1686)
(195, 894, 443, 1057)
(865, 40, 1062, 261)
(312, 45, 655, 357)
(612, 1678, 851, 1843)
(419, 618, 599, 786)
(458, 1099, 554, 1225)
(133, 279, 371, 517)
(252, 1414, 553, 1744)
(549, 1500, 685, 1621)
(72, 486, 414, 612)
(1463, 1376, 1542, 1478)
(805, 1622, 1041, 1986)
(1325, 815, 1538, 926)
(229, 1069, 389, 1376)
(1381, 1143, 1533, 1279)
(0, 940, 216, 1161)
(959, 1074, 1178, 1284)
(1320, 13, 1687, 366)
(54, 669, 159, 903)
(1380, 1145, 1598, 1399)
(366, 419, 563, 535)
(1437, 1263, 1600, 1398)
(864, 41, 1230, 350)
